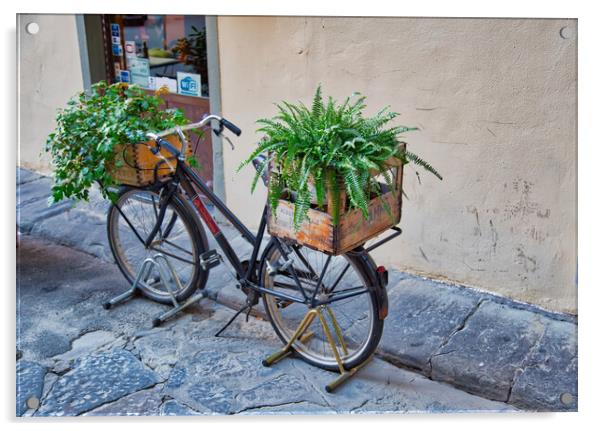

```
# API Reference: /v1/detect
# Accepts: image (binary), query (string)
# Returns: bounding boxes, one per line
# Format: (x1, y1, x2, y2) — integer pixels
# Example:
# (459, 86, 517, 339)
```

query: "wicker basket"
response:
(108, 135, 192, 187)
(267, 145, 405, 255)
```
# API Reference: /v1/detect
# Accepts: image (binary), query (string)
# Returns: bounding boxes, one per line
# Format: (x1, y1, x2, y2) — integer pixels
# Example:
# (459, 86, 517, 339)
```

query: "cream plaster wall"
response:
(18, 14, 84, 174)
(217, 17, 577, 313)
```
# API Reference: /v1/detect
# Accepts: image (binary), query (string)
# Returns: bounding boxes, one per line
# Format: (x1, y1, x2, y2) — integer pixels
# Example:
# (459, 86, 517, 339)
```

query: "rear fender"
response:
(356, 251, 389, 320)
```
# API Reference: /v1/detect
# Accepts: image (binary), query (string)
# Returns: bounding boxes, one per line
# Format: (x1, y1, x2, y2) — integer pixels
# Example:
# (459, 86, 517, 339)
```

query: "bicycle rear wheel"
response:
(259, 239, 384, 371)
(107, 186, 208, 304)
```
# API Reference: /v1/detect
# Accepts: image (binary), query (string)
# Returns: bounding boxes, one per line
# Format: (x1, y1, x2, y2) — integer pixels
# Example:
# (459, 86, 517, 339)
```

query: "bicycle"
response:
(105, 115, 399, 389)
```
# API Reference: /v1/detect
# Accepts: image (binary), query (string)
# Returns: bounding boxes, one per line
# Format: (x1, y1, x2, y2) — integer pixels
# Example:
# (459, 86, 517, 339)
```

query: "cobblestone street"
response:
(16, 168, 577, 414)
(17, 236, 515, 416)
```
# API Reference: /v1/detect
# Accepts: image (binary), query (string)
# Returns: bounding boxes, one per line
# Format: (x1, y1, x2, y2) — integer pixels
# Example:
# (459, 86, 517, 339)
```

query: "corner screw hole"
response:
(26, 22, 39, 35)
(559, 26, 573, 40)
(560, 392, 573, 405)
(26, 396, 40, 409)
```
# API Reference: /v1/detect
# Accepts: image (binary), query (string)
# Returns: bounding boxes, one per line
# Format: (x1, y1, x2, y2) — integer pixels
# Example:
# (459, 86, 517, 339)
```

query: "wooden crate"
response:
(108, 135, 191, 186)
(268, 152, 404, 255)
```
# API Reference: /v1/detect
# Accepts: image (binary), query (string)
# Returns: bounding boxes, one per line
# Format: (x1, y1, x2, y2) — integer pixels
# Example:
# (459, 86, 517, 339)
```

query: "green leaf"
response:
(45, 80, 194, 204)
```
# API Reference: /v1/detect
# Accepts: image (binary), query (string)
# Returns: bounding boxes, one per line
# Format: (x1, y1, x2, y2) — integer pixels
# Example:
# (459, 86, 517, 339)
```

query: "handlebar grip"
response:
(220, 118, 242, 136)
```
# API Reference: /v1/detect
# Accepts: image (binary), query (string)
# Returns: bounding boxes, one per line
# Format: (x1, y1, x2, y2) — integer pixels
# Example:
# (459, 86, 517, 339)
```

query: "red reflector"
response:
(377, 265, 386, 273)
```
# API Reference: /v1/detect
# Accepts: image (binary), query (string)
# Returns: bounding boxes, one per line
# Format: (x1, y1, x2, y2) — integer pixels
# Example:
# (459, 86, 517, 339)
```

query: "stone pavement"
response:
(17, 236, 514, 416)
(16, 167, 578, 412)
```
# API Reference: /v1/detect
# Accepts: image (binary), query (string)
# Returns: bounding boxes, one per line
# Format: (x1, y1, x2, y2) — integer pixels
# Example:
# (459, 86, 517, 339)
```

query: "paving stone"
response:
(17, 167, 43, 185)
(16, 360, 46, 416)
(235, 374, 321, 412)
(29, 330, 72, 359)
(52, 331, 120, 372)
(240, 401, 337, 415)
(163, 336, 325, 414)
(17, 237, 168, 363)
(30, 208, 112, 262)
(16, 177, 72, 233)
(134, 331, 180, 381)
(83, 386, 163, 416)
(509, 318, 577, 411)
(36, 350, 159, 416)
(160, 399, 209, 415)
(289, 354, 514, 414)
(378, 276, 483, 371)
(430, 300, 547, 401)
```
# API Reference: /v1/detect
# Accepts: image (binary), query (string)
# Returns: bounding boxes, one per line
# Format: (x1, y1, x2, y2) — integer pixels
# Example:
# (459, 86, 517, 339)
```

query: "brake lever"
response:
(223, 135, 235, 150)
(212, 128, 235, 150)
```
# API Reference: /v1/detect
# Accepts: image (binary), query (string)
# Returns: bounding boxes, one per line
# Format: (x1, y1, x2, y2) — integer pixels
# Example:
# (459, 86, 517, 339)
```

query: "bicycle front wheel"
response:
(107, 186, 208, 304)
(259, 239, 384, 371)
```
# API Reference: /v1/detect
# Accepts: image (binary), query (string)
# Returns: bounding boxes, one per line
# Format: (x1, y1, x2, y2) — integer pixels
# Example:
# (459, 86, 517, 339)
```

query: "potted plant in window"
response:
(45, 81, 193, 203)
(239, 85, 442, 254)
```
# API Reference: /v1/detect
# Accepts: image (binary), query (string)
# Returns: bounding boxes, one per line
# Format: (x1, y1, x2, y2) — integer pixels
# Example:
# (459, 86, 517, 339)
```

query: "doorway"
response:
(82, 14, 215, 187)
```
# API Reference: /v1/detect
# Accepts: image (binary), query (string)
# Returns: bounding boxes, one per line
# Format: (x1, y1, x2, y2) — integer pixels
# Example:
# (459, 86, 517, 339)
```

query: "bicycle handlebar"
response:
(145, 114, 242, 159)
(220, 118, 242, 136)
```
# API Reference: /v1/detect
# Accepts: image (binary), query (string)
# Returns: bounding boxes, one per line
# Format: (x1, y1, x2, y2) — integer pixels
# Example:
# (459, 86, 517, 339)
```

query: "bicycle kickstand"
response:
(214, 302, 251, 337)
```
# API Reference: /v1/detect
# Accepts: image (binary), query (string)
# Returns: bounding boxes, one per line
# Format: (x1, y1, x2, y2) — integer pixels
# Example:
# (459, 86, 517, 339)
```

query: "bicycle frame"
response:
(174, 160, 365, 308)
(115, 120, 399, 310)
(112, 156, 370, 309)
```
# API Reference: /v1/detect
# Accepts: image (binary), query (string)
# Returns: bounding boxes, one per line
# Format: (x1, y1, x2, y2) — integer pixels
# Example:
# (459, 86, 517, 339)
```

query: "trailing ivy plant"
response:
(45, 81, 190, 203)
(239, 85, 442, 230)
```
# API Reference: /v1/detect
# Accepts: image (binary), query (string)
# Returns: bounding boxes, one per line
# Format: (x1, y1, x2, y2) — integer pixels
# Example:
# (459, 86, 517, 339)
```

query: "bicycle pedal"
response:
(200, 250, 222, 270)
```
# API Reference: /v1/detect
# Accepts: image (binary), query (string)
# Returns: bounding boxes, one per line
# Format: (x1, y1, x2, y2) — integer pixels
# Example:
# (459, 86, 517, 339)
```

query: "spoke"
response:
(151, 195, 161, 237)
(115, 203, 147, 246)
(327, 285, 367, 295)
(327, 263, 351, 294)
(273, 280, 315, 296)
(159, 238, 194, 256)
(149, 247, 197, 265)
(310, 255, 332, 303)
(292, 245, 319, 279)
(316, 287, 369, 305)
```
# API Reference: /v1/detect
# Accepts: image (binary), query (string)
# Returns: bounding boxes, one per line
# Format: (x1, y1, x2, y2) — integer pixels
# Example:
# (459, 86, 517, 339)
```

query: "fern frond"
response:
(342, 165, 368, 219)
(404, 150, 443, 180)
(311, 84, 323, 119)
(250, 154, 271, 193)
(293, 186, 311, 230)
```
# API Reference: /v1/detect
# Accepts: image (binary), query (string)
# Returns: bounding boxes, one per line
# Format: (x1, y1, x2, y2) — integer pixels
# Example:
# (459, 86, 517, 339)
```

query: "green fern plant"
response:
(239, 85, 442, 230)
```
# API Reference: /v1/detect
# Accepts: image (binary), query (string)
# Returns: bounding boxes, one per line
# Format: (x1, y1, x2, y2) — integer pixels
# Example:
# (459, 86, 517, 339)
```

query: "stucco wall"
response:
(217, 17, 577, 313)
(18, 14, 84, 174)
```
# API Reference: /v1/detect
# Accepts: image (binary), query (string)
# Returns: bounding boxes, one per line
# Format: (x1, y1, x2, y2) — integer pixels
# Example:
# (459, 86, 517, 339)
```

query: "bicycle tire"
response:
(258, 238, 384, 371)
(107, 186, 209, 304)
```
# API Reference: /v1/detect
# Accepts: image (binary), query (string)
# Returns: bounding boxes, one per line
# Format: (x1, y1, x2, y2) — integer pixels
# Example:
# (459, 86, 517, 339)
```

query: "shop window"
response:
(104, 15, 209, 98)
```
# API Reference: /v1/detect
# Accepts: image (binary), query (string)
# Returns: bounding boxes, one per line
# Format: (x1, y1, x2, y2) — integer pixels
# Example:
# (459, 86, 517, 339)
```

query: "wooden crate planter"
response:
(268, 151, 404, 255)
(108, 135, 191, 187)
